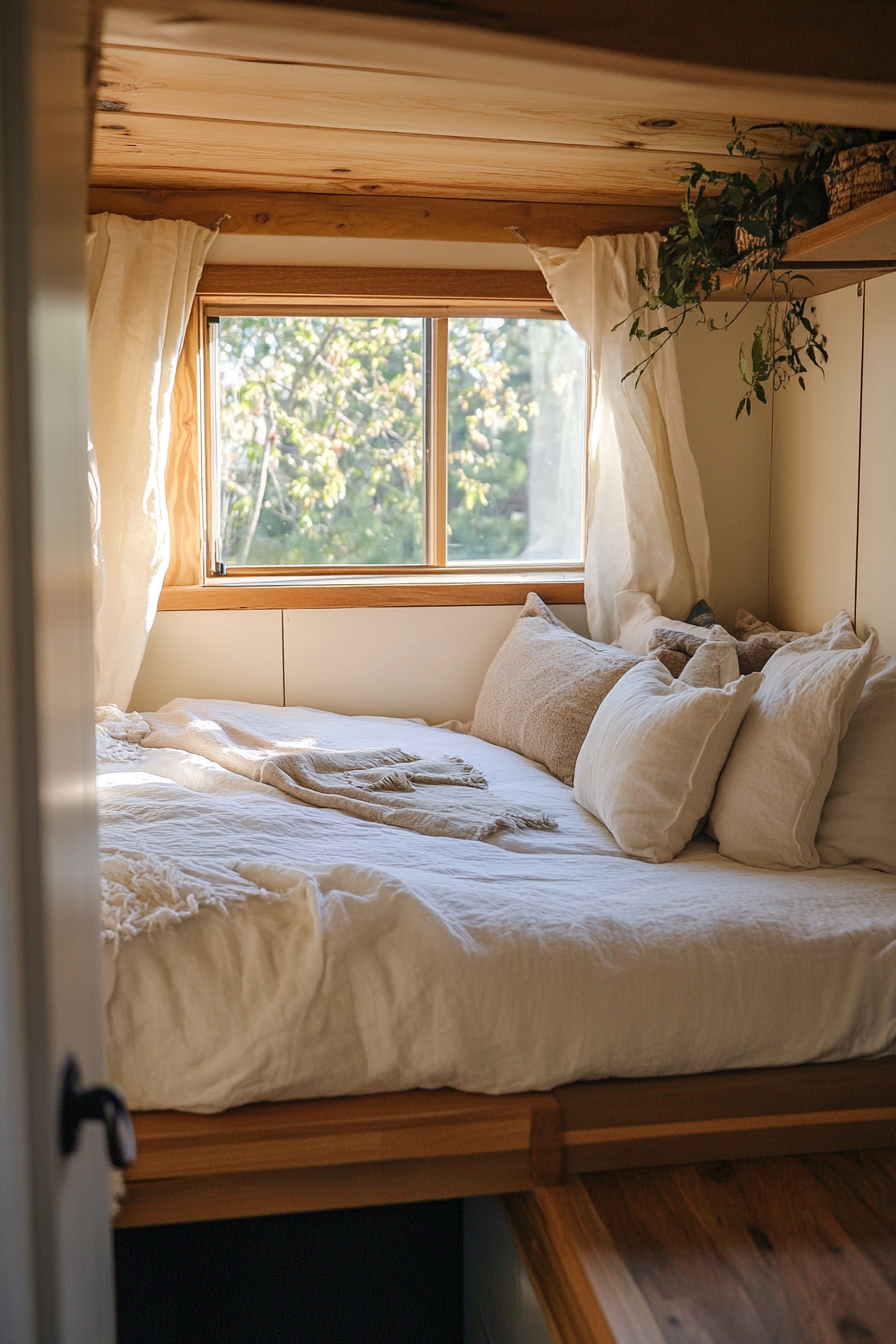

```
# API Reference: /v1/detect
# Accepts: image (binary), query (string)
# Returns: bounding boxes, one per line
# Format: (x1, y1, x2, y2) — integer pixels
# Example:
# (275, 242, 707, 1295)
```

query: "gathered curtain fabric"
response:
(530, 233, 711, 644)
(87, 212, 215, 708)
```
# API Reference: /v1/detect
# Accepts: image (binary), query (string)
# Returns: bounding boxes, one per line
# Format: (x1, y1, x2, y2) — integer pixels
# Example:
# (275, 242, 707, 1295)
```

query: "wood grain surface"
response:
(91, 111, 748, 203)
(157, 580, 587, 610)
(116, 1060, 896, 1230)
(196, 264, 554, 302)
(581, 1150, 896, 1342)
(87, 188, 680, 246)
(92, 34, 803, 203)
(163, 305, 203, 587)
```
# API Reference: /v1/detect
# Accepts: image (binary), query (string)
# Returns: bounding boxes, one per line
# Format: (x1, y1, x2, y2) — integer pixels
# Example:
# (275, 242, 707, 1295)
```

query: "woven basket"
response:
(824, 142, 896, 218)
(734, 223, 804, 266)
(734, 225, 768, 261)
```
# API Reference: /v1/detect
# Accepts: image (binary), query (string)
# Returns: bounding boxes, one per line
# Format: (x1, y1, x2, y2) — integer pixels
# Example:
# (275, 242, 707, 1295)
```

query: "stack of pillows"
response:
(472, 593, 894, 871)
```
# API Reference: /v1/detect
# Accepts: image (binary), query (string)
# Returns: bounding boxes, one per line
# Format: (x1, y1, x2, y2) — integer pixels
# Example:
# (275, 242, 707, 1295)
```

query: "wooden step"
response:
(505, 1150, 896, 1343)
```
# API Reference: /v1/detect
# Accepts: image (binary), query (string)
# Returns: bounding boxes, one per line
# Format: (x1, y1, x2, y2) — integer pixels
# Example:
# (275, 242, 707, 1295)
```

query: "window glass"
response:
(217, 315, 425, 567)
(446, 317, 586, 564)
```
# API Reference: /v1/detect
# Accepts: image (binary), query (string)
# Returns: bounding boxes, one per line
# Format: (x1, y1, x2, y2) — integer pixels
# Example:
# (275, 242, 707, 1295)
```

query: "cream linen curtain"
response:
(87, 213, 215, 708)
(530, 234, 711, 644)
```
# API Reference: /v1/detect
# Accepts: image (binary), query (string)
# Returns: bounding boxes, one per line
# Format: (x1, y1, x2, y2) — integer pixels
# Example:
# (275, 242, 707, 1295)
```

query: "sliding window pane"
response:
(217, 315, 425, 567)
(447, 317, 586, 564)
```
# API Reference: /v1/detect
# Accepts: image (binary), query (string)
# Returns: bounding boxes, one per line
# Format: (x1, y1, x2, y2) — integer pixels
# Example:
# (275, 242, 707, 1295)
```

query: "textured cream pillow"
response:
(709, 613, 878, 869)
(471, 593, 641, 785)
(573, 658, 762, 863)
(615, 591, 711, 656)
(678, 636, 740, 688)
(816, 655, 896, 874)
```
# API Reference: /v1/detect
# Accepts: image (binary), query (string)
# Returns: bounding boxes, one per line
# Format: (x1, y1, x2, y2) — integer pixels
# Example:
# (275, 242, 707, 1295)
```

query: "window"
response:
(205, 304, 588, 578)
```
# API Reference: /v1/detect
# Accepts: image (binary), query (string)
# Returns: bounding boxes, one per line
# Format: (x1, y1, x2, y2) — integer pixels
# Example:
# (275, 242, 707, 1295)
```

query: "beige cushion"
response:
(816, 655, 896, 874)
(709, 613, 878, 869)
(732, 609, 807, 645)
(472, 593, 641, 785)
(678, 636, 740, 688)
(573, 658, 762, 863)
(615, 591, 711, 656)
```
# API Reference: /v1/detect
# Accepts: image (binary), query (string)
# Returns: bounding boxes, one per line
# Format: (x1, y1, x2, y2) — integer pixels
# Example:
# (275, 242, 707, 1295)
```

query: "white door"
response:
(0, 0, 116, 1340)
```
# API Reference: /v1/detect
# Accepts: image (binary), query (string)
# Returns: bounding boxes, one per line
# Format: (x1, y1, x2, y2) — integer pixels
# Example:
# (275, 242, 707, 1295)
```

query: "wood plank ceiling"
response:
(93, 23, 807, 205)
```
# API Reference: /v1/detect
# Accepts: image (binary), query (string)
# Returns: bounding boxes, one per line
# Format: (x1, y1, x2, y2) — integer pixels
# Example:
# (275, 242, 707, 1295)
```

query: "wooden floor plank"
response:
(796, 1151, 896, 1298)
(579, 1154, 896, 1344)
(583, 1166, 776, 1343)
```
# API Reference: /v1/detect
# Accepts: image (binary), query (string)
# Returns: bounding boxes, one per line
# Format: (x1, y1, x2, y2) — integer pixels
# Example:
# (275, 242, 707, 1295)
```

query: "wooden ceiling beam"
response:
(87, 188, 680, 247)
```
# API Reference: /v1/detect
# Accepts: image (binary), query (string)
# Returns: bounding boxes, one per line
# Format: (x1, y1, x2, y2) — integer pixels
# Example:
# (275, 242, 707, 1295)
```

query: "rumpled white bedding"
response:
(98, 699, 896, 1113)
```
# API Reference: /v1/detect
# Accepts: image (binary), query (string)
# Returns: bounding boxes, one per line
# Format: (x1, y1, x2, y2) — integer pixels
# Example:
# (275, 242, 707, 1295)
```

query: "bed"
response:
(99, 699, 896, 1227)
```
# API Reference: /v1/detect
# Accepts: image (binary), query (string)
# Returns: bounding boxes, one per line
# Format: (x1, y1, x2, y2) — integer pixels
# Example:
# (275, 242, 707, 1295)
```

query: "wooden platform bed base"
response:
(116, 1057, 896, 1229)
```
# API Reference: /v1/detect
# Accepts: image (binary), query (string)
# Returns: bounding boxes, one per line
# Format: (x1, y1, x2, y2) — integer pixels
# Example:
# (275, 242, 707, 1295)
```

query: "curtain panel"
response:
(530, 234, 711, 645)
(87, 212, 215, 708)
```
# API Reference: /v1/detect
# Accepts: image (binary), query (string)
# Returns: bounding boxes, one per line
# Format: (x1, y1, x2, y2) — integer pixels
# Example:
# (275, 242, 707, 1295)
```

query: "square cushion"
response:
(573, 658, 761, 863)
(709, 613, 878, 869)
(816, 654, 896, 874)
(472, 593, 641, 785)
(678, 638, 740, 688)
(614, 591, 712, 656)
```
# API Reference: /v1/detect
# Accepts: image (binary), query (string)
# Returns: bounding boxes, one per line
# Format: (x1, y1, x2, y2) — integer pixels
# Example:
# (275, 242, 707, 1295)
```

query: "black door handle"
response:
(59, 1055, 136, 1169)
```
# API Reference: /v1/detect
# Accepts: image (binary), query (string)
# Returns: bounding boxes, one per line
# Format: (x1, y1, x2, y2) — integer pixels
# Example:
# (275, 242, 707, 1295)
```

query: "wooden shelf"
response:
(708, 190, 896, 302)
(785, 189, 896, 265)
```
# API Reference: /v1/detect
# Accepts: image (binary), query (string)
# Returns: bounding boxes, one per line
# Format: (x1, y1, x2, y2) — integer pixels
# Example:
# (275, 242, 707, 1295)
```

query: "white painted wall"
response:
(130, 603, 589, 717)
(283, 603, 588, 721)
(675, 307, 773, 630)
(855, 271, 896, 655)
(768, 273, 896, 655)
(130, 609, 284, 710)
(769, 285, 864, 634)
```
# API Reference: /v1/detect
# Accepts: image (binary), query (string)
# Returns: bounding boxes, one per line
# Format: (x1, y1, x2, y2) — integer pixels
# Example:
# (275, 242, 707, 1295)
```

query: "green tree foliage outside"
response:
(217, 313, 584, 568)
(447, 317, 535, 563)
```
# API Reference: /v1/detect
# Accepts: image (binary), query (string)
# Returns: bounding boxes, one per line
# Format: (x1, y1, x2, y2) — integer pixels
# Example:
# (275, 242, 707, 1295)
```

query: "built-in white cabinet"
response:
(464, 1198, 555, 1344)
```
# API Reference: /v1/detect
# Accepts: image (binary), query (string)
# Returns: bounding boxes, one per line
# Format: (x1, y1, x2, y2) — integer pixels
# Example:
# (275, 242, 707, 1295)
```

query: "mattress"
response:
(98, 699, 896, 1113)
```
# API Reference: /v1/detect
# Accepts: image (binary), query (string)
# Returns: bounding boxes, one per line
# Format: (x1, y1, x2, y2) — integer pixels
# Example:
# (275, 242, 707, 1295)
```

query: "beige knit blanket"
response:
(140, 705, 557, 842)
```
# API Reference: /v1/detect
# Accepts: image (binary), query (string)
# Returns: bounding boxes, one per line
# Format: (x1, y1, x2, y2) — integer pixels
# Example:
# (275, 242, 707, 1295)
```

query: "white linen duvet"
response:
(98, 700, 896, 1113)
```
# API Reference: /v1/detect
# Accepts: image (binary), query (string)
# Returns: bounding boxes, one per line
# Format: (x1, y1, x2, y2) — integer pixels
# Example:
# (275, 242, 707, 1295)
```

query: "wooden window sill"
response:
(158, 574, 585, 611)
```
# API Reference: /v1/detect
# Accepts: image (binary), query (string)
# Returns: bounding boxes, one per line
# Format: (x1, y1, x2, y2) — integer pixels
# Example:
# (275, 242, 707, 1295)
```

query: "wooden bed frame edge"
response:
(115, 1057, 896, 1229)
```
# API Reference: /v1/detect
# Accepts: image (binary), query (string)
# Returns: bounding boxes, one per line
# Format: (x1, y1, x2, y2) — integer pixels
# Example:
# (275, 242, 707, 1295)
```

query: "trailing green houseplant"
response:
(623, 122, 894, 417)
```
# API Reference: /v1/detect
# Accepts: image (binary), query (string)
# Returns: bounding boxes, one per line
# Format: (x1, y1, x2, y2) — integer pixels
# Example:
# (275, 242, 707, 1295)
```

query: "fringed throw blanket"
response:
(99, 850, 276, 951)
(137, 703, 558, 841)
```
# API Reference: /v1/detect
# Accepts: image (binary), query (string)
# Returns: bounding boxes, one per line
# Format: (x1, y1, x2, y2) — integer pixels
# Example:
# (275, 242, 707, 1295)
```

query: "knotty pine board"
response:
(97, 45, 803, 158)
(91, 112, 749, 202)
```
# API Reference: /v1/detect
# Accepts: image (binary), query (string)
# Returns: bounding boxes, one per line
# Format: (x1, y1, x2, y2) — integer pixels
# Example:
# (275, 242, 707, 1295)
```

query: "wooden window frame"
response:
(162, 267, 588, 610)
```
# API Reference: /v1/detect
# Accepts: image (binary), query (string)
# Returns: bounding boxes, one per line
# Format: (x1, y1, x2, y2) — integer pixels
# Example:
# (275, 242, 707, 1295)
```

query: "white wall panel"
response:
(856, 271, 896, 656)
(769, 285, 864, 633)
(129, 609, 284, 711)
(464, 1198, 554, 1344)
(283, 603, 588, 723)
(676, 308, 773, 629)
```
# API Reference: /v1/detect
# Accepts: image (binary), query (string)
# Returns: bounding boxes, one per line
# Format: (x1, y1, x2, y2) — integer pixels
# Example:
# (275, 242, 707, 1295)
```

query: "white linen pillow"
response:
(573, 659, 762, 864)
(614, 591, 713, 656)
(709, 613, 878, 869)
(816, 655, 896, 874)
